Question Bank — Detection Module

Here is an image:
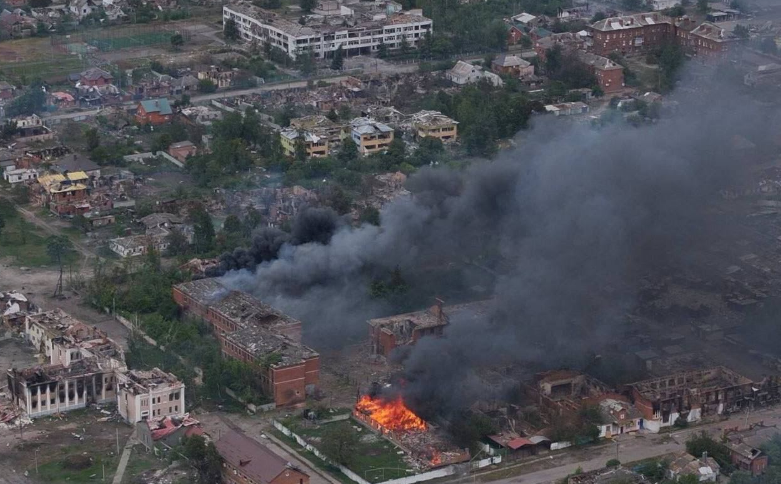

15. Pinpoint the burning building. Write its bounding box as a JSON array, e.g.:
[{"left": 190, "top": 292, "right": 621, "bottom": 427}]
[
  {"left": 526, "top": 370, "right": 612, "bottom": 418},
  {"left": 353, "top": 393, "right": 470, "bottom": 469}
]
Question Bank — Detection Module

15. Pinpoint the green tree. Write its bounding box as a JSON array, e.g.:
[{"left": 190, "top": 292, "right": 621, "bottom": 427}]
[
  {"left": 300, "top": 0, "right": 316, "bottom": 12},
  {"left": 337, "top": 137, "right": 359, "bottom": 163},
  {"left": 0, "top": 120, "right": 17, "bottom": 141},
  {"left": 378, "top": 40, "right": 388, "bottom": 58},
  {"left": 223, "top": 214, "right": 242, "bottom": 234},
  {"left": 190, "top": 207, "right": 215, "bottom": 254},
  {"left": 331, "top": 45, "right": 344, "bottom": 70},
  {"left": 733, "top": 24, "right": 749, "bottom": 39},
  {"left": 170, "top": 33, "right": 184, "bottom": 50},
  {"left": 686, "top": 432, "right": 731, "bottom": 468},
  {"left": 591, "top": 11, "right": 606, "bottom": 22},
  {"left": 321, "top": 424, "right": 359, "bottom": 466},
  {"left": 6, "top": 82, "right": 46, "bottom": 117},
  {"left": 761, "top": 37, "right": 778, "bottom": 54},
  {"left": 181, "top": 435, "right": 222, "bottom": 484},
  {"left": 297, "top": 51, "right": 316, "bottom": 76},
  {"left": 606, "top": 459, "right": 621, "bottom": 468},
  {"left": 679, "top": 475, "right": 699, "bottom": 484},
  {"left": 697, "top": 0, "right": 708, "bottom": 13},
  {"left": 165, "top": 226, "right": 190, "bottom": 257},
  {"left": 85, "top": 127, "right": 100, "bottom": 151},
  {"left": 198, "top": 79, "right": 217, "bottom": 93},
  {"left": 0, "top": 213, "right": 5, "bottom": 239},
  {"left": 359, "top": 206, "right": 380, "bottom": 226},
  {"left": 224, "top": 18, "right": 240, "bottom": 41},
  {"left": 400, "top": 36, "right": 410, "bottom": 55},
  {"left": 729, "top": 471, "right": 754, "bottom": 484}
]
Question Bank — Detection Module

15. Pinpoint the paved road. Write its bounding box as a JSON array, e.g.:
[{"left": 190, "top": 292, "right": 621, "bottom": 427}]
[{"left": 456, "top": 406, "right": 781, "bottom": 484}]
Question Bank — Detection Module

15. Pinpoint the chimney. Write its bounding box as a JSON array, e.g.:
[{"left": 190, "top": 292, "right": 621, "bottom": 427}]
[{"left": 701, "top": 451, "right": 708, "bottom": 465}]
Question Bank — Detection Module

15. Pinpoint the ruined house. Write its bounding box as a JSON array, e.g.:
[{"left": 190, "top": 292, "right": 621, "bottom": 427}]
[{"left": 526, "top": 369, "right": 611, "bottom": 418}]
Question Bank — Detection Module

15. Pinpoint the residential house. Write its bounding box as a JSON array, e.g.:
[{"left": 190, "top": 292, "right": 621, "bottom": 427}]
[
  {"left": 168, "top": 141, "right": 197, "bottom": 163},
  {"left": 197, "top": 65, "right": 236, "bottom": 89},
  {"left": 181, "top": 105, "right": 222, "bottom": 125},
  {"left": 410, "top": 110, "right": 458, "bottom": 143},
  {"left": 594, "top": 396, "right": 643, "bottom": 438},
  {"left": 534, "top": 32, "right": 585, "bottom": 61},
  {"left": 215, "top": 429, "right": 310, "bottom": 484},
  {"left": 511, "top": 12, "right": 539, "bottom": 27},
  {"left": 117, "top": 368, "right": 185, "bottom": 423},
  {"left": 667, "top": 452, "right": 720, "bottom": 482},
  {"left": 544, "top": 102, "right": 590, "bottom": 116},
  {"left": 0, "top": 81, "right": 15, "bottom": 100},
  {"left": 137, "top": 414, "right": 203, "bottom": 451},
  {"left": 136, "top": 98, "right": 174, "bottom": 125},
  {"left": 447, "top": 61, "right": 503, "bottom": 86},
  {"left": 506, "top": 23, "right": 525, "bottom": 46},
  {"left": 687, "top": 21, "right": 743, "bottom": 57},
  {"left": 78, "top": 67, "right": 114, "bottom": 88},
  {"left": 52, "top": 153, "right": 101, "bottom": 178},
  {"left": 109, "top": 234, "right": 171, "bottom": 258},
  {"left": 35, "top": 171, "right": 90, "bottom": 216},
  {"left": 280, "top": 129, "right": 329, "bottom": 158},
  {"left": 139, "top": 212, "right": 183, "bottom": 230},
  {"left": 491, "top": 54, "right": 535, "bottom": 78},
  {"left": 2, "top": 167, "right": 38, "bottom": 184},
  {"left": 0, "top": 13, "right": 33, "bottom": 39},
  {"left": 350, "top": 118, "right": 394, "bottom": 156},
  {"left": 69, "top": 0, "right": 98, "bottom": 19},
  {"left": 726, "top": 443, "right": 769, "bottom": 476},
  {"left": 289, "top": 115, "right": 347, "bottom": 149},
  {"left": 577, "top": 51, "right": 625, "bottom": 94}
]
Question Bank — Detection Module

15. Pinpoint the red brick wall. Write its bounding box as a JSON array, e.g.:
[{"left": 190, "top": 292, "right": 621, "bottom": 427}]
[
  {"left": 136, "top": 107, "right": 171, "bottom": 125},
  {"left": 81, "top": 77, "right": 111, "bottom": 87},
  {"left": 596, "top": 67, "right": 624, "bottom": 93},
  {"left": 304, "top": 357, "right": 319, "bottom": 387},
  {"left": 592, "top": 24, "right": 673, "bottom": 56},
  {"left": 631, "top": 387, "right": 655, "bottom": 420},
  {"left": 271, "top": 364, "right": 307, "bottom": 407},
  {"left": 507, "top": 27, "right": 523, "bottom": 45},
  {"left": 270, "top": 468, "right": 310, "bottom": 484}
]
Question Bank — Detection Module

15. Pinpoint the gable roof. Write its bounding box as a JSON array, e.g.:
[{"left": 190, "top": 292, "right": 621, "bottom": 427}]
[
  {"left": 493, "top": 54, "right": 531, "bottom": 68},
  {"left": 215, "top": 429, "right": 301, "bottom": 484},
  {"left": 139, "top": 98, "right": 173, "bottom": 116},
  {"left": 80, "top": 67, "right": 113, "bottom": 82}
]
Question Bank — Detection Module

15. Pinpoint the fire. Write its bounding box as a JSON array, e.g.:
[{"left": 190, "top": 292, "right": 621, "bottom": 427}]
[{"left": 355, "top": 395, "right": 427, "bottom": 432}]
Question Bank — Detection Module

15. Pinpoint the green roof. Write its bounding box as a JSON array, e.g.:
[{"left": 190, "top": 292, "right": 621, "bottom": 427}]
[{"left": 139, "top": 98, "right": 172, "bottom": 116}]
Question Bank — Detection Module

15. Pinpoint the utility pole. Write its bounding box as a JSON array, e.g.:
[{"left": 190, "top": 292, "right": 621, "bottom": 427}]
[
  {"left": 615, "top": 440, "right": 620, "bottom": 462},
  {"left": 35, "top": 449, "right": 39, "bottom": 475},
  {"left": 116, "top": 428, "right": 120, "bottom": 454}
]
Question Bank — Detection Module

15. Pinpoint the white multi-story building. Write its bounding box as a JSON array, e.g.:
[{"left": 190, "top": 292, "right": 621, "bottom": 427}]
[{"left": 223, "top": 1, "right": 432, "bottom": 60}]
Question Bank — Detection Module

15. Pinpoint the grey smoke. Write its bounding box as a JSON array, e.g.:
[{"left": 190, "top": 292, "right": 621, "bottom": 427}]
[{"left": 221, "top": 65, "right": 779, "bottom": 415}]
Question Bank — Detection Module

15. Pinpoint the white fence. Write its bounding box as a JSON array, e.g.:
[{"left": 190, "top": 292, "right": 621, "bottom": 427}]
[{"left": 272, "top": 420, "right": 464, "bottom": 484}]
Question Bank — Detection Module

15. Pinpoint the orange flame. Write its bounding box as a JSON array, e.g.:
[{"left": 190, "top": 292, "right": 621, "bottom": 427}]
[{"left": 356, "top": 395, "right": 427, "bottom": 432}]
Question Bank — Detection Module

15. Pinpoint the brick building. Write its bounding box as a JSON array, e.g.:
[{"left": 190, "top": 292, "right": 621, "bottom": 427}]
[
  {"left": 577, "top": 51, "right": 625, "bottom": 93},
  {"left": 34, "top": 171, "right": 90, "bottom": 216},
  {"left": 368, "top": 299, "right": 449, "bottom": 358},
  {"left": 136, "top": 98, "right": 174, "bottom": 125},
  {"left": 117, "top": 368, "right": 186, "bottom": 423},
  {"left": 687, "top": 21, "right": 742, "bottom": 57},
  {"left": 172, "top": 279, "right": 317, "bottom": 407},
  {"left": 78, "top": 67, "right": 114, "bottom": 87},
  {"left": 727, "top": 443, "right": 768, "bottom": 476},
  {"left": 590, "top": 12, "right": 674, "bottom": 56},
  {"left": 215, "top": 428, "right": 310, "bottom": 484},
  {"left": 627, "top": 367, "right": 766, "bottom": 433}
]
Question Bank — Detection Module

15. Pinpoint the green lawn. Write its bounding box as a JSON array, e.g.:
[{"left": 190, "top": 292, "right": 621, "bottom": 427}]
[
  {"left": 121, "top": 445, "right": 165, "bottom": 483},
  {"left": 284, "top": 420, "right": 413, "bottom": 481},
  {"left": 33, "top": 450, "right": 118, "bottom": 483},
  {"left": 0, "top": 204, "right": 80, "bottom": 267}
]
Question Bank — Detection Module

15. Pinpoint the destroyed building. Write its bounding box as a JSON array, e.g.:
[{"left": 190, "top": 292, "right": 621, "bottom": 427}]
[
  {"left": 521, "top": 369, "right": 613, "bottom": 423},
  {"left": 136, "top": 414, "right": 203, "bottom": 451},
  {"left": 368, "top": 299, "right": 449, "bottom": 358},
  {"left": 6, "top": 360, "right": 120, "bottom": 418},
  {"left": 1, "top": 290, "right": 35, "bottom": 330},
  {"left": 627, "top": 367, "right": 775, "bottom": 432},
  {"left": 173, "top": 279, "right": 319, "bottom": 406},
  {"left": 116, "top": 368, "right": 186, "bottom": 424}
]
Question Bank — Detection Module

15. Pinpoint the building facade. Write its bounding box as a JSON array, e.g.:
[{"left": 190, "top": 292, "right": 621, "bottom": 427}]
[
  {"left": 223, "top": 2, "right": 432, "bottom": 61},
  {"left": 590, "top": 12, "right": 674, "bottom": 56},
  {"left": 350, "top": 117, "right": 394, "bottom": 156},
  {"left": 117, "top": 369, "right": 186, "bottom": 424}
]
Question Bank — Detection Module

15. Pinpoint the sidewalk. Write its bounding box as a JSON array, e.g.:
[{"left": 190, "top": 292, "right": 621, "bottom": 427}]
[{"left": 111, "top": 429, "right": 137, "bottom": 484}]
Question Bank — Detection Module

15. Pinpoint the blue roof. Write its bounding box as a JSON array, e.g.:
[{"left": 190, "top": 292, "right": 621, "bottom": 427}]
[{"left": 139, "top": 98, "right": 172, "bottom": 115}]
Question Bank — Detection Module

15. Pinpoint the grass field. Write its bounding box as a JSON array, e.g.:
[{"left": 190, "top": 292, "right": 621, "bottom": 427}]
[
  {"left": 283, "top": 419, "right": 413, "bottom": 482},
  {"left": 0, "top": 201, "right": 79, "bottom": 267},
  {"left": 89, "top": 32, "right": 175, "bottom": 52}
]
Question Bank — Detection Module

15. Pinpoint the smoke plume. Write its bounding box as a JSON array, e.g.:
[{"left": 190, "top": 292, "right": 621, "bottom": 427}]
[{"left": 221, "top": 67, "right": 779, "bottom": 415}]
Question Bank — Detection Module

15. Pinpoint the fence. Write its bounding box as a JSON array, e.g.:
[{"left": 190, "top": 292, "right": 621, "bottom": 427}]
[{"left": 272, "top": 420, "right": 462, "bottom": 484}]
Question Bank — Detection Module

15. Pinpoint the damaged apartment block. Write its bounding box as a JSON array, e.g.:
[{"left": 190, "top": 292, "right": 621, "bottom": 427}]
[
  {"left": 173, "top": 279, "right": 319, "bottom": 407},
  {"left": 627, "top": 367, "right": 781, "bottom": 432}
]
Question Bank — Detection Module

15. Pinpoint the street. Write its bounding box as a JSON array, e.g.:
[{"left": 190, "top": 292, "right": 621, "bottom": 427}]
[{"left": 462, "top": 406, "right": 781, "bottom": 484}]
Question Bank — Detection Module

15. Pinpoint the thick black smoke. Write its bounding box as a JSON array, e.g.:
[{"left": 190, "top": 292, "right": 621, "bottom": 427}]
[
  {"left": 213, "top": 207, "right": 340, "bottom": 274},
  {"left": 222, "top": 66, "right": 780, "bottom": 415}
]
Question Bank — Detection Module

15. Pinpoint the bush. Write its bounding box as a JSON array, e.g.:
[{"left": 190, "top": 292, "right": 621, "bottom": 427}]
[{"left": 606, "top": 459, "right": 621, "bottom": 468}]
